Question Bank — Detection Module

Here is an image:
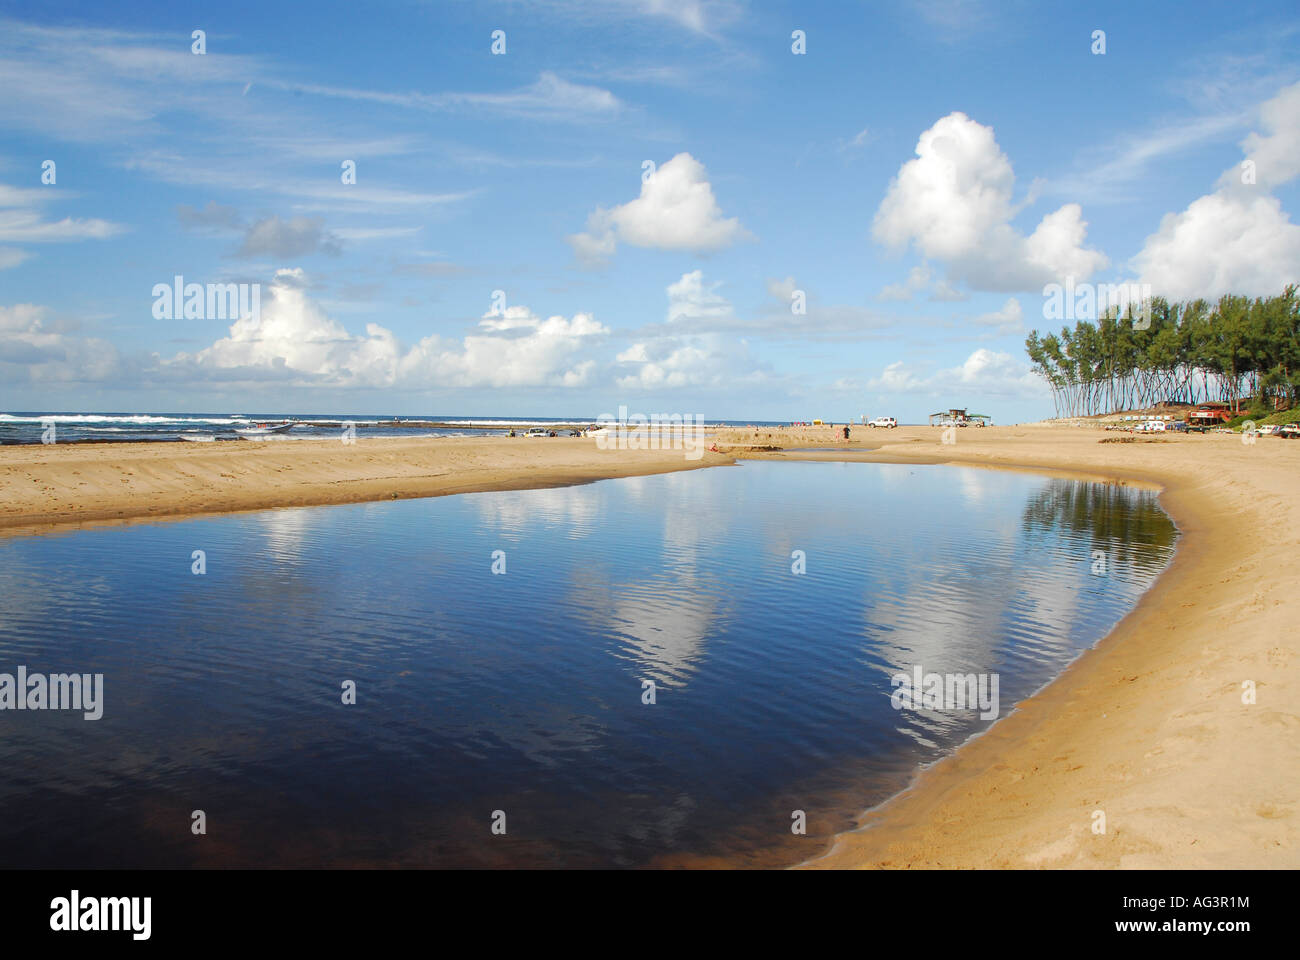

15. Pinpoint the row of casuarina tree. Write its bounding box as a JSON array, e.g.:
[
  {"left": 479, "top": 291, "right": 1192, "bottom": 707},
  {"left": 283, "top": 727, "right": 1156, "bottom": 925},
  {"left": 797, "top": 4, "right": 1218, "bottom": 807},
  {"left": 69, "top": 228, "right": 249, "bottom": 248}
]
[{"left": 1024, "top": 286, "right": 1300, "bottom": 418}]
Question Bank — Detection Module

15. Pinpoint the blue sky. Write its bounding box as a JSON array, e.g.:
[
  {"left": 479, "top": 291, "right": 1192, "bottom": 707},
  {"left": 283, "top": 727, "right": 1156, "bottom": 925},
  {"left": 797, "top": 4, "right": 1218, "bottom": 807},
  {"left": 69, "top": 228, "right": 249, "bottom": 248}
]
[{"left": 1, "top": 0, "right": 1298, "bottom": 422}]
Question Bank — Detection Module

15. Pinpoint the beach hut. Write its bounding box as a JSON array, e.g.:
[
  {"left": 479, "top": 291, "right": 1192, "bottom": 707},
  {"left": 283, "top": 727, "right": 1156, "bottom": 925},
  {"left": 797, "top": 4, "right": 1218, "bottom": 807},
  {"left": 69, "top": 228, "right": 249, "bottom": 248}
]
[
  {"left": 928, "top": 408, "right": 991, "bottom": 426},
  {"left": 1189, "top": 403, "right": 1233, "bottom": 428}
]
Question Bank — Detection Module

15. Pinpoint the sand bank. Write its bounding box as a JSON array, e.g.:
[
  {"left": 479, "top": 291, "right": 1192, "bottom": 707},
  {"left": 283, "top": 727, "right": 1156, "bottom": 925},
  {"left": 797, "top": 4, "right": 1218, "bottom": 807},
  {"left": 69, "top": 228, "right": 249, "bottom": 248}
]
[
  {"left": 0, "top": 434, "right": 726, "bottom": 535},
  {"left": 717, "top": 426, "right": 1296, "bottom": 868}
]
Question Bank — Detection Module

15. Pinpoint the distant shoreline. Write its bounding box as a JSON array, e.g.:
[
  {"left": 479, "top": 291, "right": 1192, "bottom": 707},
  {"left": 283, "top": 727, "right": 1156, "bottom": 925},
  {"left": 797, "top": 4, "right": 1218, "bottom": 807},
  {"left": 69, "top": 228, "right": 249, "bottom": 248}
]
[{"left": 0, "top": 414, "right": 778, "bottom": 447}]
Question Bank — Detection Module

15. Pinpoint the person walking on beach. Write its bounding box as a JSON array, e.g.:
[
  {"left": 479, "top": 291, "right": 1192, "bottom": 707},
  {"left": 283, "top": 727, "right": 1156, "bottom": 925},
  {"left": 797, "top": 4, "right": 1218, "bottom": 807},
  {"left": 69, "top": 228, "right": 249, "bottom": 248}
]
[{"left": 843, "top": 425, "right": 850, "bottom": 440}]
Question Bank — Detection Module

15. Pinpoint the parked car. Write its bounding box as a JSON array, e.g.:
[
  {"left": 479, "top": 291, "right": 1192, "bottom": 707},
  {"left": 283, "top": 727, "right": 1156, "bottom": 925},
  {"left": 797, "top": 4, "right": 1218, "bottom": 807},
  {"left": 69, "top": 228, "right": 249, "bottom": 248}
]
[
  {"left": 1278, "top": 423, "right": 1300, "bottom": 439},
  {"left": 1134, "top": 419, "right": 1166, "bottom": 432},
  {"left": 868, "top": 416, "right": 897, "bottom": 428},
  {"left": 524, "top": 428, "right": 549, "bottom": 438}
]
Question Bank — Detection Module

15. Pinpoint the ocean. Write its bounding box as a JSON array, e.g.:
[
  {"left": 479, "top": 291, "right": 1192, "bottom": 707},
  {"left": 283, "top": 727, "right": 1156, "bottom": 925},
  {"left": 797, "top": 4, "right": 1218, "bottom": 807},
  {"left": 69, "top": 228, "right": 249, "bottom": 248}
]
[{"left": 0, "top": 412, "right": 791, "bottom": 445}]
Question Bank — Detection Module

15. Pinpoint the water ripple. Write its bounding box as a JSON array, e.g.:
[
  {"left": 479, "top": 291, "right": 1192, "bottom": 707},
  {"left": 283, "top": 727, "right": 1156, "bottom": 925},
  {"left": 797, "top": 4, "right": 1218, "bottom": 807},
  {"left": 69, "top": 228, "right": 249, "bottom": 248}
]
[{"left": 0, "top": 462, "right": 1175, "bottom": 867}]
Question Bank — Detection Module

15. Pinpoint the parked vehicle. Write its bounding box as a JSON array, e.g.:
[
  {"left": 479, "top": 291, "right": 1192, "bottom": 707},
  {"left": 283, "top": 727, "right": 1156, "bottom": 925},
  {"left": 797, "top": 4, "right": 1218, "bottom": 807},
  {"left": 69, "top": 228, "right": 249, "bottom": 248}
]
[
  {"left": 1134, "top": 419, "right": 1166, "bottom": 432},
  {"left": 868, "top": 416, "right": 897, "bottom": 428},
  {"left": 524, "top": 428, "right": 549, "bottom": 438},
  {"left": 1279, "top": 424, "right": 1300, "bottom": 440}
]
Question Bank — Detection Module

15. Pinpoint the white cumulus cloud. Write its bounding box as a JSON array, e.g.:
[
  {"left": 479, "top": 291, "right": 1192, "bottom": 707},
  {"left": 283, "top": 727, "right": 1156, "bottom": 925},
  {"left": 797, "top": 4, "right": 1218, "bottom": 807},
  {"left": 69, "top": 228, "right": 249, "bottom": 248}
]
[
  {"left": 868, "top": 348, "right": 1045, "bottom": 398},
  {"left": 970, "top": 297, "right": 1024, "bottom": 336},
  {"left": 0, "top": 303, "right": 124, "bottom": 381},
  {"left": 666, "top": 269, "right": 733, "bottom": 324},
  {"left": 615, "top": 271, "right": 770, "bottom": 388},
  {"left": 569, "top": 153, "right": 749, "bottom": 265},
  {"left": 1134, "top": 82, "right": 1300, "bottom": 300},
  {"left": 164, "top": 269, "right": 608, "bottom": 389},
  {"left": 873, "top": 112, "right": 1108, "bottom": 293}
]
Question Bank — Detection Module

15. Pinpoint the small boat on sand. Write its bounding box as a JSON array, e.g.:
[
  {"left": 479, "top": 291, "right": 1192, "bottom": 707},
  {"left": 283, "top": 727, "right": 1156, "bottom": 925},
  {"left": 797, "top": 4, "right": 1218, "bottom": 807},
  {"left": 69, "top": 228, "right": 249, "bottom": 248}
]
[{"left": 234, "top": 421, "right": 296, "bottom": 438}]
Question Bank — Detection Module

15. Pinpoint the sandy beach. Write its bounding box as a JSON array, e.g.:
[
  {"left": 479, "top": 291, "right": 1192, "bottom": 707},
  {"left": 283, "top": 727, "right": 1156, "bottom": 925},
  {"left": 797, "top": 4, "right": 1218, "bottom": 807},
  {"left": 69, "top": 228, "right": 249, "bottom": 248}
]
[
  {"left": 0, "top": 434, "right": 728, "bottom": 535},
  {"left": 2, "top": 426, "right": 1296, "bottom": 868}
]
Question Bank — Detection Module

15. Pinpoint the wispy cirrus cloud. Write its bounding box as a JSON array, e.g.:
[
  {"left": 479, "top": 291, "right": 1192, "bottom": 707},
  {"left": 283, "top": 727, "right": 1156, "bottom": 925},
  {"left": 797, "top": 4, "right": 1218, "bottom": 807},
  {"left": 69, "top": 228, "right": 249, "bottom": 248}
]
[
  {"left": 0, "top": 19, "right": 259, "bottom": 143},
  {"left": 0, "top": 182, "right": 124, "bottom": 246},
  {"left": 267, "top": 71, "right": 622, "bottom": 122},
  {"left": 905, "top": 0, "right": 997, "bottom": 34},
  {"left": 130, "top": 153, "right": 478, "bottom": 215},
  {"left": 0, "top": 19, "right": 620, "bottom": 143},
  {"left": 499, "top": 0, "right": 745, "bottom": 40},
  {"left": 1047, "top": 111, "right": 1248, "bottom": 204},
  {"left": 0, "top": 247, "right": 32, "bottom": 270},
  {"left": 0, "top": 17, "right": 573, "bottom": 236}
]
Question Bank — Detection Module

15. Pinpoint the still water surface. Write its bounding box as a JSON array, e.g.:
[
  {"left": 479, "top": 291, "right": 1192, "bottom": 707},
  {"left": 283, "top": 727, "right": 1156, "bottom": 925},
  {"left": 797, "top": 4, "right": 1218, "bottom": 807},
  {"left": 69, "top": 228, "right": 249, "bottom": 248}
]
[{"left": 0, "top": 461, "right": 1176, "bottom": 867}]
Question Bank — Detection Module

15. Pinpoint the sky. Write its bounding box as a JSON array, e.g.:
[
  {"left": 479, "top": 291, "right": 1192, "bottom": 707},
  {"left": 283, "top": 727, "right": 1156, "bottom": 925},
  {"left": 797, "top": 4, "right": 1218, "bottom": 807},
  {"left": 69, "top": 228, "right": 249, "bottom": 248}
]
[{"left": 1, "top": 0, "right": 1298, "bottom": 423}]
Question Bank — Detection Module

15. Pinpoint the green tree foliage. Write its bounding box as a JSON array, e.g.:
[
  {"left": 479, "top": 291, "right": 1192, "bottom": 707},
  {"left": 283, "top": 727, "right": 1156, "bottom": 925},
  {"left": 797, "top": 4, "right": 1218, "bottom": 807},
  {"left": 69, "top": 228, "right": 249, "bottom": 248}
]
[{"left": 1024, "top": 286, "right": 1299, "bottom": 417}]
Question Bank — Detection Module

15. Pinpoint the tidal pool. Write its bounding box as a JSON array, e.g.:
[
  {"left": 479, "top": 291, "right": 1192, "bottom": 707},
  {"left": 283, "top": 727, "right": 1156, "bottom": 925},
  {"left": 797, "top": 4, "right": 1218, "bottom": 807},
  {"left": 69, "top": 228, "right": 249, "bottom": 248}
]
[{"left": 0, "top": 461, "right": 1177, "bottom": 867}]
